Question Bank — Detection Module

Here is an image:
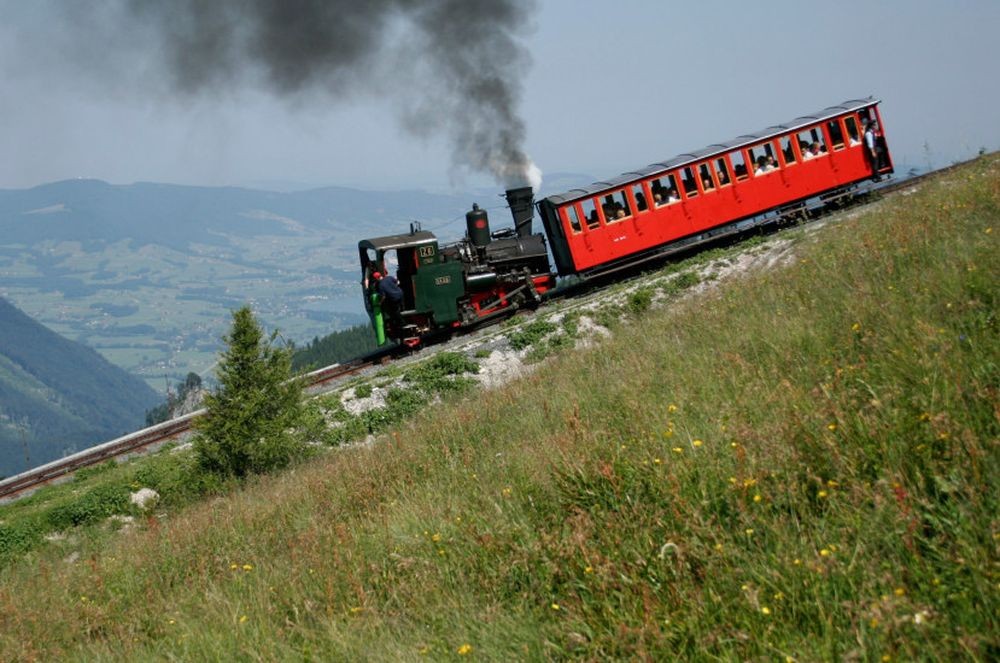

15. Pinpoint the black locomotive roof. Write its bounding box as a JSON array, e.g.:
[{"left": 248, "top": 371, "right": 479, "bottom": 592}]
[
  {"left": 545, "top": 97, "right": 880, "bottom": 205},
  {"left": 359, "top": 230, "right": 437, "bottom": 251}
]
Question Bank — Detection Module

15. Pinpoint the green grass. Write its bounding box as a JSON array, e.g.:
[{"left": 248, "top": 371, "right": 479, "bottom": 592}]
[{"left": 0, "top": 157, "right": 997, "bottom": 660}]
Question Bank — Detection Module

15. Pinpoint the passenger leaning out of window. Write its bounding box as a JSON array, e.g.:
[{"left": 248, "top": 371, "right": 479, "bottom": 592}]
[{"left": 864, "top": 120, "right": 882, "bottom": 180}]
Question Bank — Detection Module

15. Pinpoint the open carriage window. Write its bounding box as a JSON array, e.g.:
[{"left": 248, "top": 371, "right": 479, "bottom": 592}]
[
  {"left": 698, "top": 163, "right": 716, "bottom": 192},
  {"left": 565, "top": 205, "right": 582, "bottom": 234},
  {"left": 631, "top": 183, "right": 648, "bottom": 212},
  {"left": 714, "top": 156, "right": 731, "bottom": 186},
  {"left": 729, "top": 149, "right": 749, "bottom": 181},
  {"left": 650, "top": 174, "right": 680, "bottom": 206},
  {"left": 798, "top": 126, "right": 827, "bottom": 160},
  {"left": 680, "top": 166, "right": 698, "bottom": 197},
  {"left": 602, "top": 190, "right": 632, "bottom": 223},
  {"left": 780, "top": 136, "right": 797, "bottom": 165},
  {"left": 581, "top": 198, "right": 600, "bottom": 229},
  {"left": 748, "top": 141, "right": 779, "bottom": 175},
  {"left": 845, "top": 115, "right": 861, "bottom": 146},
  {"left": 827, "top": 119, "right": 845, "bottom": 150}
]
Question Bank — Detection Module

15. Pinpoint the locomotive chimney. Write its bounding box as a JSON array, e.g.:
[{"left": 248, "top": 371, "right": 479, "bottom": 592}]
[
  {"left": 466, "top": 203, "right": 491, "bottom": 253},
  {"left": 505, "top": 186, "right": 534, "bottom": 238}
]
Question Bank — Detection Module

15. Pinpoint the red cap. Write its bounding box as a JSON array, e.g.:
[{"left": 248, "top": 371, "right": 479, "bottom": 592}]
[{"left": 372, "top": 271, "right": 382, "bottom": 279}]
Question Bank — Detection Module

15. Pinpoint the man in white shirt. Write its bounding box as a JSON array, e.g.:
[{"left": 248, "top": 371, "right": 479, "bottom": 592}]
[{"left": 864, "top": 120, "right": 881, "bottom": 180}]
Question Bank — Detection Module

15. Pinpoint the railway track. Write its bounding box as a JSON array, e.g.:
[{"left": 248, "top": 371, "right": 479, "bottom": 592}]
[
  {"left": 0, "top": 350, "right": 396, "bottom": 502},
  {"left": 0, "top": 165, "right": 958, "bottom": 504}
]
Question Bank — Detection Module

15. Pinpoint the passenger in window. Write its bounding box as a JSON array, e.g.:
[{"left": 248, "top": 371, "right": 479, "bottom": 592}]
[
  {"left": 667, "top": 187, "right": 680, "bottom": 203},
  {"left": 702, "top": 177, "right": 714, "bottom": 190},
  {"left": 717, "top": 169, "right": 730, "bottom": 185},
  {"left": 803, "top": 142, "right": 821, "bottom": 160},
  {"left": 754, "top": 155, "right": 777, "bottom": 175},
  {"left": 635, "top": 192, "right": 647, "bottom": 211}
]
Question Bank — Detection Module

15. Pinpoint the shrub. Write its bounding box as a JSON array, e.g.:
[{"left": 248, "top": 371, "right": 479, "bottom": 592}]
[{"left": 193, "top": 307, "right": 308, "bottom": 478}]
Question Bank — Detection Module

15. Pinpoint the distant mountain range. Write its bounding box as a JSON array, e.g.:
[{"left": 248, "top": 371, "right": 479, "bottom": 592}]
[{"left": 0, "top": 296, "right": 160, "bottom": 478}]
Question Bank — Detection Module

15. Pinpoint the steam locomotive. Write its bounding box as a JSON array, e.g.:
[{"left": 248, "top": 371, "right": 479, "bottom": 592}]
[
  {"left": 359, "top": 97, "right": 894, "bottom": 347},
  {"left": 359, "top": 186, "right": 556, "bottom": 346}
]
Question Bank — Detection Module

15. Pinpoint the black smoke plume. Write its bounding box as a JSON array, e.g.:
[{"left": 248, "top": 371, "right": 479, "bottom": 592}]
[{"left": 109, "top": 0, "right": 540, "bottom": 188}]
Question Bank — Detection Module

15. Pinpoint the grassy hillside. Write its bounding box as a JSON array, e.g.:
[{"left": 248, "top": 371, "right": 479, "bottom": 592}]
[{"left": 0, "top": 157, "right": 996, "bottom": 660}]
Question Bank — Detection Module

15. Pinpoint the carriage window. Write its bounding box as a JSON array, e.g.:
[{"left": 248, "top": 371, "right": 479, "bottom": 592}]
[
  {"left": 602, "top": 190, "right": 631, "bottom": 222},
  {"left": 680, "top": 166, "right": 698, "bottom": 196},
  {"left": 845, "top": 116, "right": 861, "bottom": 146},
  {"left": 565, "top": 205, "right": 582, "bottom": 233},
  {"left": 827, "top": 120, "right": 845, "bottom": 150},
  {"left": 631, "top": 183, "right": 648, "bottom": 212},
  {"left": 650, "top": 174, "right": 680, "bottom": 206},
  {"left": 729, "top": 150, "right": 749, "bottom": 181},
  {"left": 714, "top": 157, "right": 731, "bottom": 186},
  {"left": 779, "top": 136, "right": 797, "bottom": 166},
  {"left": 581, "top": 198, "right": 600, "bottom": 229},
  {"left": 698, "top": 163, "right": 715, "bottom": 192},
  {"left": 798, "top": 127, "right": 827, "bottom": 160},
  {"left": 748, "top": 141, "right": 779, "bottom": 175}
]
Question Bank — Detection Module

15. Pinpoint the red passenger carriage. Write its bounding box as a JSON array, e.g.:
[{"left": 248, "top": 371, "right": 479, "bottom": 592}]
[{"left": 538, "top": 98, "right": 892, "bottom": 276}]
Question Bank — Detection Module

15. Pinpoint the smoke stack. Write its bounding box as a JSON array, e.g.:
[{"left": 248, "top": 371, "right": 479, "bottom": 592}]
[
  {"left": 466, "top": 203, "right": 491, "bottom": 251},
  {"left": 505, "top": 186, "right": 534, "bottom": 238}
]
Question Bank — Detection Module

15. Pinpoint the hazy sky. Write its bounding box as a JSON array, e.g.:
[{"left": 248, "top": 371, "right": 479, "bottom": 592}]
[{"left": 1, "top": 0, "right": 997, "bottom": 192}]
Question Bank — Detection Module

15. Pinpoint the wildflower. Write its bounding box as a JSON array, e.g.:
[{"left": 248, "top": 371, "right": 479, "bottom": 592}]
[
  {"left": 743, "top": 478, "right": 757, "bottom": 488},
  {"left": 817, "top": 490, "right": 828, "bottom": 498},
  {"left": 457, "top": 644, "right": 473, "bottom": 655},
  {"left": 501, "top": 487, "right": 512, "bottom": 497},
  {"left": 239, "top": 615, "right": 248, "bottom": 624},
  {"left": 455, "top": 516, "right": 462, "bottom": 523},
  {"left": 793, "top": 558, "right": 802, "bottom": 566},
  {"left": 851, "top": 322, "right": 861, "bottom": 332},
  {"left": 820, "top": 549, "right": 831, "bottom": 557},
  {"left": 668, "top": 404, "right": 678, "bottom": 413},
  {"left": 773, "top": 592, "right": 784, "bottom": 601},
  {"left": 826, "top": 480, "right": 839, "bottom": 488},
  {"left": 168, "top": 618, "right": 176, "bottom": 625},
  {"left": 894, "top": 587, "right": 906, "bottom": 596},
  {"left": 745, "top": 528, "right": 755, "bottom": 536},
  {"left": 242, "top": 564, "right": 253, "bottom": 571},
  {"left": 349, "top": 607, "right": 363, "bottom": 614},
  {"left": 663, "top": 429, "right": 674, "bottom": 438},
  {"left": 870, "top": 617, "right": 879, "bottom": 628},
  {"left": 584, "top": 566, "right": 593, "bottom": 574},
  {"left": 672, "top": 447, "right": 683, "bottom": 453},
  {"left": 551, "top": 603, "right": 561, "bottom": 611},
  {"left": 80, "top": 596, "right": 88, "bottom": 603},
  {"left": 728, "top": 476, "right": 737, "bottom": 484},
  {"left": 881, "top": 656, "right": 891, "bottom": 662},
  {"left": 692, "top": 439, "right": 703, "bottom": 447},
  {"left": 431, "top": 533, "right": 442, "bottom": 542},
  {"left": 714, "top": 543, "right": 723, "bottom": 552},
  {"left": 827, "top": 423, "right": 837, "bottom": 431},
  {"left": 418, "top": 645, "right": 431, "bottom": 655},
  {"left": 753, "top": 494, "right": 762, "bottom": 503},
  {"left": 761, "top": 606, "right": 771, "bottom": 615},
  {"left": 986, "top": 227, "right": 993, "bottom": 234},
  {"left": 653, "top": 458, "right": 662, "bottom": 465},
  {"left": 730, "top": 442, "right": 738, "bottom": 448},
  {"left": 230, "top": 563, "right": 238, "bottom": 570}
]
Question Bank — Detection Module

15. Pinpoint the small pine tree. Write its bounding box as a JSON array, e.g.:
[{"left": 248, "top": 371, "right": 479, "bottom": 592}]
[{"left": 193, "top": 306, "right": 307, "bottom": 477}]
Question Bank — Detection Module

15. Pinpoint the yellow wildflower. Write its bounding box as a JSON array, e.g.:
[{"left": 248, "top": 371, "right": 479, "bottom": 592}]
[
  {"left": 672, "top": 447, "right": 683, "bottom": 453},
  {"left": 745, "top": 528, "right": 755, "bottom": 536},
  {"left": 501, "top": 487, "right": 512, "bottom": 497},
  {"left": 894, "top": 587, "right": 906, "bottom": 596},
  {"left": 692, "top": 439, "right": 703, "bottom": 447},
  {"left": 753, "top": 494, "right": 762, "bottom": 503},
  {"left": 826, "top": 480, "right": 839, "bottom": 488},
  {"left": 653, "top": 458, "right": 662, "bottom": 465},
  {"left": 851, "top": 322, "right": 861, "bottom": 332},
  {"left": 761, "top": 606, "right": 771, "bottom": 615},
  {"left": 239, "top": 615, "right": 248, "bottom": 624},
  {"left": 827, "top": 423, "right": 837, "bottom": 431},
  {"left": 551, "top": 603, "right": 561, "bottom": 611},
  {"left": 584, "top": 566, "right": 593, "bottom": 574},
  {"left": 793, "top": 558, "right": 801, "bottom": 565},
  {"left": 431, "top": 533, "right": 442, "bottom": 542},
  {"left": 668, "top": 404, "right": 678, "bottom": 413},
  {"left": 457, "top": 644, "right": 473, "bottom": 655},
  {"left": 818, "top": 490, "right": 828, "bottom": 498},
  {"left": 230, "top": 563, "right": 238, "bottom": 570},
  {"left": 242, "top": 564, "right": 253, "bottom": 571},
  {"left": 820, "top": 549, "right": 831, "bottom": 557}
]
